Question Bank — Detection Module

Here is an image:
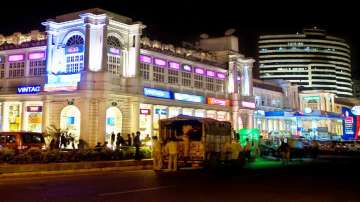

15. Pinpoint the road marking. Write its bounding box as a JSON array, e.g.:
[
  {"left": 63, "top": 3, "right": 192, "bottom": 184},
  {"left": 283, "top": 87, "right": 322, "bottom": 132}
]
[{"left": 98, "top": 185, "right": 176, "bottom": 197}]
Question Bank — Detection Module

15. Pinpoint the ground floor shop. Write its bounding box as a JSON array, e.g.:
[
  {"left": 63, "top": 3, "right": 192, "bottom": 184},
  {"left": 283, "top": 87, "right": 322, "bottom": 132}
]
[
  {"left": 0, "top": 90, "right": 254, "bottom": 147},
  {"left": 253, "top": 110, "right": 343, "bottom": 140}
]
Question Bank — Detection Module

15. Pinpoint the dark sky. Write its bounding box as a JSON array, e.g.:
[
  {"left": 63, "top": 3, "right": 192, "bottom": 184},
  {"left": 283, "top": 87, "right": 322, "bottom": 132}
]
[{"left": 1, "top": 0, "right": 359, "bottom": 78}]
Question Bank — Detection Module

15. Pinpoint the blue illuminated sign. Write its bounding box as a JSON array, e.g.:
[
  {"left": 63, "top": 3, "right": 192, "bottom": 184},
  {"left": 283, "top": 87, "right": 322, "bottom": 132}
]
[
  {"left": 265, "top": 111, "right": 285, "bottom": 117},
  {"left": 0, "top": 56, "right": 4, "bottom": 63},
  {"left": 155, "top": 108, "right": 168, "bottom": 115},
  {"left": 174, "top": 93, "right": 204, "bottom": 103},
  {"left": 342, "top": 107, "right": 356, "bottom": 140},
  {"left": 44, "top": 73, "right": 81, "bottom": 92},
  {"left": 144, "top": 88, "right": 172, "bottom": 99},
  {"left": 67, "top": 117, "right": 75, "bottom": 125},
  {"left": 17, "top": 85, "right": 41, "bottom": 94},
  {"left": 107, "top": 117, "right": 115, "bottom": 126}
]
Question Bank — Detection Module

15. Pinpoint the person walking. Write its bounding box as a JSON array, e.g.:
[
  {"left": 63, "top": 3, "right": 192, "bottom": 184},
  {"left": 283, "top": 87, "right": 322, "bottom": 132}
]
[
  {"left": 152, "top": 136, "right": 162, "bottom": 170},
  {"left": 166, "top": 138, "right": 178, "bottom": 171},
  {"left": 111, "top": 132, "right": 116, "bottom": 149},
  {"left": 134, "top": 131, "right": 141, "bottom": 160},
  {"left": 244, "top": 138, "right": 251, "bottom": 162},
  {"left": 279, "top": 139, "right": 290, "bottom": 165},
  {"left": 116, "top": 133, "right": 121, "bottom": 149},
  {"left": 127, "top": 134, "right": 132, "bottom": 146}
]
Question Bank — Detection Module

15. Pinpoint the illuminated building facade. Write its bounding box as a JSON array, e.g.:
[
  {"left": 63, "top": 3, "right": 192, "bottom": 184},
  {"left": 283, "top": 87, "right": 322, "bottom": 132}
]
[
  {"left": 258, "top": 27, "right": 352, "bottom": 97},
  {"left": 0, "top": 9, "right": 256, "bottom": 147}
]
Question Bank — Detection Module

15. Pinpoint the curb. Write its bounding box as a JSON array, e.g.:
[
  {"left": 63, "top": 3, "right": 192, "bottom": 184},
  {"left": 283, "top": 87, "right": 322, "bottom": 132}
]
[{"left": 0, "top": 164, "right": 153, "bottom": 178}]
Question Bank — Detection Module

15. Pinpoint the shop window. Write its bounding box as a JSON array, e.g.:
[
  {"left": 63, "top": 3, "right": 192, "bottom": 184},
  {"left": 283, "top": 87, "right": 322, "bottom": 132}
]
[
  {"left": 215, "top": 79, "right": 224, "bottom": 92},
  {"left": 153, "top": 66, "right": 165, "bottom": 82},
  {"left": 194, "top": 75, "right": 203, "bottom": 89},
  {"left": 168, "top": 69, "right": 179, "bottom": 84},
  {"left": 140, "top": 63, "right": 150, "bottom": 80},
  {"left": 29, "top": 60, "right": 46, "bottom": 76},
  {"left": 0, "top": 63, "right": 4, "bottom": 79},
  {"left": 60, "top": 105, "right": 81, "bottom": 149},
  {"left": 8, "top": 62, "right": 25, "bottom": 78},
  {"left": 107, "top": 36, "right": 122, "bottom": 76},
  {"left": 65, "top": 35, "right": 84, "bottom": 74},
  {"left": 105, "top": 107, "right": 123, "bottom": 148},
  {"left": 206, "top": 77, "right": 214, "bottom": 91},
  {"left": 181, "top": 72, "right": 192, "bottom": 87}
]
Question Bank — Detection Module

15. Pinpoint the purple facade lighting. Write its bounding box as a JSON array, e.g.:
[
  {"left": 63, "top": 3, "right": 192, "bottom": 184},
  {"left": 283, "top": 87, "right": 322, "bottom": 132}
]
[
  {"left": 154, "top": 58, "right": 167, "bottom": 67},
  {"left": 109, "top": 48, "right": 120, "bottom": 55},
  {"left": 206, "top": 70, "right": 215, "bottom": 77},
  {"left": 140, "top": 55, "right": 152, "bottom": 64},
  {"left": 195, "top": 67, "right": 204, "bottom": 75},
  {"left": 217, "top": 72, "right": 226, "bottom": 79},
  {"left": 28, "top": 52, "right": 46, "bottom": 60},
  {"left": 182, "top": 64, "right": 192, "bottom": 72},
  {"left": 8, "top": 54, "right": 25, "bottom": 62},
  {"left": 169, "top": 61, "right": 180, "bottom": 70}
]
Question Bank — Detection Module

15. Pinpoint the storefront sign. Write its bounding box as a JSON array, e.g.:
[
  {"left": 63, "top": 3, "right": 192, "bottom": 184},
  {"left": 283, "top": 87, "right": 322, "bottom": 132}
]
[
  {"left": 140, "top": 55, "right": 152, "bottom": 64},
  {"left": 8, "top": 54, "right": 25, "bottom": 62},
  {"left": 65, "top": 45, "right": 84, "bottom": 54},
  {"left": 207, "top": 97, "right": 230, "bottom": 106},
  {"left": 351, "top": 106, "right": 360, "bottom": 115},
  {"left": 303, "top": 96, "right": 320, "bottom": 101},
  {"left": 206, "top": 70, "right": 215, "bottom": 77},
  {"left": 174, "top": 93, "right": 204, "bottom": 103},
  {"left": 217, "top": 72, "right": 226, "bottom": 79},
  {"left": 17, "top": 85, "right": 41, "bottom": 94},
  {"left": 154, "top": 58, "right": 167, "bottom": 67},
  {"left": 44, "top": 73, "right": 81, "bottom": 92},
  {"left": 182, "top": 64, "right": 192, "bottom": 72},
  {"left": 155, "top": 108, "right": 168, "bottom": 115},
  {"left": 169, "top": 62, "right": 180, "bottom": 70},
  {"left": 28, "top": 52, "right": 46, "bottom": 60},
  {"left": 342, "top": 107, "right": 357, "bottom": 140},
  {"left": 140, "top": 109, "right": 151, "bottom": 115},
  {"left": 195, "top": 67, "right": 204, "bottom": 75},
  {"left": 144, "top": 88, "right": 172, "bottom": 99},
  {"left": 27, "top": 106, "right": 42, "bottom": 112},
  {"left": 265, "top": 111, "right": 284, "bottom": 117},
  {"left": 242, "top": 101, "right": 255, "bottom": 109},
  {"left": 108, "top": 47, "right": 120, "bottom": 55}
]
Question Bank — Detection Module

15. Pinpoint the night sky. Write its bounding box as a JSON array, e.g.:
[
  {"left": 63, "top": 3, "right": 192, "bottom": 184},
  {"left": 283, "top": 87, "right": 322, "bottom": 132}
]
[{"left": 0, "top": 0, "right": 358, "bottom": 78}]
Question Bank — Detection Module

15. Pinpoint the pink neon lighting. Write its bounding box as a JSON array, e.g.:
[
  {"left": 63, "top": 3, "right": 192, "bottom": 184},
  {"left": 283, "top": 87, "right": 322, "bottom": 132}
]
[
  {"left": 140, "top": 55, "right": 152, "bottom": 64},
  {"left": 206, "top": 70, "right": 215, "bottom": 77},
  {"left": 242, "top": 101, "right": 255, "bottom": 108},
  {"left": 195, "top": 68, "right": 204, "bottom": 75},
  {"left": 169, "top": 61, "right": 180, "bottom": 69},
  {"left": 29, "top": 52, "right": 45, "bottom": 60},
  {"left": 217, "top": 72, "right": 225, "bottom": 79},
  {"left": 154, "top": 58, "right": 167, "bottom": 67},
  {"left": 8, "top": 54, "right": 24, "bottom": 62}
]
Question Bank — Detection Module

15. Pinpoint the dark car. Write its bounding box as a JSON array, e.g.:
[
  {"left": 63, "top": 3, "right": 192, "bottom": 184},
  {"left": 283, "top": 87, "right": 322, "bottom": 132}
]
[{"left": 0, "top": 132, "right": 45, "bottom": 151}]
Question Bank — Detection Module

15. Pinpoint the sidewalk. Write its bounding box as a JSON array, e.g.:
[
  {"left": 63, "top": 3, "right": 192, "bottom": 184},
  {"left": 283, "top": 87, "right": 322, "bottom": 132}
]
[{"left": 0, "top": 159, "right": 153, "bottom": 178}]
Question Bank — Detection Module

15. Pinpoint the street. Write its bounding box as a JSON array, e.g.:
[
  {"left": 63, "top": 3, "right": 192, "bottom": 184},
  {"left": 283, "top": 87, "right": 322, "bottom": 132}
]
[{"left": 1, "top": 157, "right": 360, "bottom": 202}]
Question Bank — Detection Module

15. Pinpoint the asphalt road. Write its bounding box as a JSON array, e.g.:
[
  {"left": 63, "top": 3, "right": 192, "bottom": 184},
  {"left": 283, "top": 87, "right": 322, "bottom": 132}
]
[{"left": 1, "top": 158, "right": 360, "bottom": 202}]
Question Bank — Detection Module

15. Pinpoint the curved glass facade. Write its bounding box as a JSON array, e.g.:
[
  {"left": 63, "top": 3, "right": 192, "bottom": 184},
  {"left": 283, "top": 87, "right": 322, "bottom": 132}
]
[{"left": 258, "top": 28, "right": 352, "bottom": 97}]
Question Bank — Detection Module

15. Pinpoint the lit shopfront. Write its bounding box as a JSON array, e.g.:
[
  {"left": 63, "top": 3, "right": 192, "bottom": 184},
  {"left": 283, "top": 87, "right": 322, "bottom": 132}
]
[{"left": 24, "top": 102, "right": 43, "bottom": 132}]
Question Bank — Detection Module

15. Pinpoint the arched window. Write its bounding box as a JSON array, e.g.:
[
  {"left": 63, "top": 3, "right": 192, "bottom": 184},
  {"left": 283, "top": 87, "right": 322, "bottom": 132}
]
[
  {"left": 107, "top": 35, "right": 122, "bottom": 76},
  {"left": 60, "top": 105, "right": 81, "bottom": 149},
  {"left": 65, "top": 35, "right": 85, "bottom": 73}
]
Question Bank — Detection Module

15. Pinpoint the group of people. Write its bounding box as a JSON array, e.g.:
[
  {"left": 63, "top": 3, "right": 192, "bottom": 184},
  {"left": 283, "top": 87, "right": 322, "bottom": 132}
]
[
  {"left": 222, "top": 138, "right": 258, "bottom": 163},
  {"left": 107, "top": 132, "right": 142, "bottom": 150},
  {"left": 152, "top": 136, "right": 179, "bottom": 171}
]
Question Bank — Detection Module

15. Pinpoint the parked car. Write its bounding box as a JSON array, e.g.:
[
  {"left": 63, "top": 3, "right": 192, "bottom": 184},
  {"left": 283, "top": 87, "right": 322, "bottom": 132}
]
[{"left": 0, "top": 132, "right": 46, "bottom": 151}]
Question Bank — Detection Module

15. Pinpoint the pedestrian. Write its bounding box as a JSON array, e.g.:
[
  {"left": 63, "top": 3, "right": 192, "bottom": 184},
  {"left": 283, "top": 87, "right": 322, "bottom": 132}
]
[
  {"left": 152, "top": 136, "right": 162, "bottom": 170},
  {"left": 111, "top": 132, "right": 116, "bottom": 148},
  {"left": 116, "top": 133, "right": 121, "bottom": 149},
  {"left": 165, "top": 138, "right": 178, "bottom": 171},
  {"left": 95, "top": 142, "right": 102, "bottom": 152},
  {"left": 134, "top": 131, "right": 141, "bottom": 160},
  {"left": 311, "top": 140, "right": 319, "bottom": 159},
  {"left": 127, "top": 134, "right": 132, "bottom": 146},
  {"left": 279, "top": 139, "right": 290, "bottom": 165},
  {"left": 244, "top": 138, "right": 251, "bottom": 162},
  {"left": 60, "top": 133, "right": 67, "bottom": 149}
]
